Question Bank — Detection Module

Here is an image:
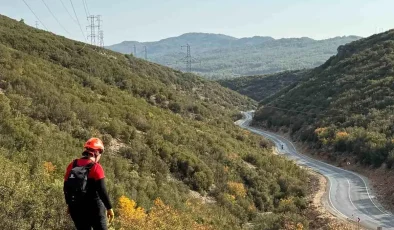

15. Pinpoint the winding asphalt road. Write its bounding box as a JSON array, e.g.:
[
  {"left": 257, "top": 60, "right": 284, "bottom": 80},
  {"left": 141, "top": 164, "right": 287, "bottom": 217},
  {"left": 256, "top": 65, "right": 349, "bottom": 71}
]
[{"left": 237, "top": 111, "right": 394, "bottom": 230}]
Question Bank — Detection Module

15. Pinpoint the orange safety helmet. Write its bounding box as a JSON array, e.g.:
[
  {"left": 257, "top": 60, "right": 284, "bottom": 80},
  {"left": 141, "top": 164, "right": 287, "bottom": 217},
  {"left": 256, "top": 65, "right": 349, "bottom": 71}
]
[{"left": 84, "top": 137, "right": 105, "bottom": 154}]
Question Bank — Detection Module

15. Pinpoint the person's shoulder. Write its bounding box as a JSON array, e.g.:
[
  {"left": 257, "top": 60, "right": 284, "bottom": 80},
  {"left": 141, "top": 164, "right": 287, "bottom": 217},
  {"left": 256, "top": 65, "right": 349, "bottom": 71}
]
[
  {"left": 91, "top": 162, "right": 105, "bottom": 180},
  {"left": 93, "top": 162, "right": 104, "bottom": 171},
  {"left": 66, "top": 160, "right": 75, "bottom": 168}
]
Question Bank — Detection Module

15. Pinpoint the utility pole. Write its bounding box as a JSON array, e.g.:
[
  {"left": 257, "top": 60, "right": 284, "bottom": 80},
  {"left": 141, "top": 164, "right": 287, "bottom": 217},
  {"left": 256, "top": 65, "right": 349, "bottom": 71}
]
[
  {"left": 96, "top": 15, "right": 104, "bottom": 48},
  {"left": 144, "top": 46, "right": 148, "bottom": 60},
  {"left": 133, "top": 45, "right": 137, "bottom": 57},
  {"left": 87, "top": 15, "right": 98, "bottom": 46}
]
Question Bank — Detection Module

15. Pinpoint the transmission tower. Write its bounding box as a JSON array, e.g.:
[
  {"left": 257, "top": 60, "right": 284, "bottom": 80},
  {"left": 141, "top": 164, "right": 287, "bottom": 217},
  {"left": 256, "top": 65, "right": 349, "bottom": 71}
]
[
  {"left": 96, "top": 15, "right": 104, "bottom": 48},
  {"left": 98, "top": 31, "right": 104, "bottom": 48},
  {"left": 35, "top": 21, "right": 39, "bottom": 29},
  {"left": 181, "top": 44, "right": 192, "bottom": 72},
  {"left": 134, "top": 45, "right": 137, "bottom": 56},
  {"left": 87, "top": 15, "right": 98, "bottom": 46},
  {"left": 144, "top": 46, "right": 148, "bottom": 60},
  {"left": 178, "top": 44, "right": 200, "bottom": 73}
]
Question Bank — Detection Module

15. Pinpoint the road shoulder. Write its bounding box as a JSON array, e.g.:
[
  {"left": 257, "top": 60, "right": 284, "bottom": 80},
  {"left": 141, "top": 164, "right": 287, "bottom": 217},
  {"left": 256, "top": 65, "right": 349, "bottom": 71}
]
[{"left": 306, "top": 170, "right": 362, "bottom": 230}]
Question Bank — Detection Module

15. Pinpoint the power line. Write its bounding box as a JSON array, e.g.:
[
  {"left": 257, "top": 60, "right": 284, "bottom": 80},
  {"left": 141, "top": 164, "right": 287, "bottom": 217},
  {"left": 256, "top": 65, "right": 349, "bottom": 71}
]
[
  {"left": 82, "top": 0, "right": 90, "bottom": 19},
  {"left": 40, "top": 0, "right": 71, "bottom": 35},
  {"left": 59, "top": 0, "right": 78, "bottom": 24},
  {"left": 69, "top": 0, "right": 87, "bottom": 42},
  {"left": 21, "top": 0, "right": 49, "bottom": 30},
  {"left": 84, "top": 0, "right": 91, "bottom": 16},
  {"left": 60, "top": 0, "right": 77, "bottom": 23}
]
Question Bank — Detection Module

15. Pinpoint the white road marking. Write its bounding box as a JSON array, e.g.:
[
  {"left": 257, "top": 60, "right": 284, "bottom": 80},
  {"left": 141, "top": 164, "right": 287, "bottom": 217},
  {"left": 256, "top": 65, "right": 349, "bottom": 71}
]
[
  {"left": 347, "top": 179, "right": 358, "bottom": 211},
  {"left": 237, "top": 111, "right": 393, "bottom": 226},
  {"left": 256, "top": 124, "right": 389, "bottom": 216}
]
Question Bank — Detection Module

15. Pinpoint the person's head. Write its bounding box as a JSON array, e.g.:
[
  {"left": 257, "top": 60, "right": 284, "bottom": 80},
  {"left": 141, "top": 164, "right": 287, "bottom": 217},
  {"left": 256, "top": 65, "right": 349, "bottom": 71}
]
[{"left": 83, "top": 137, "right": 104, "bottom": 162}]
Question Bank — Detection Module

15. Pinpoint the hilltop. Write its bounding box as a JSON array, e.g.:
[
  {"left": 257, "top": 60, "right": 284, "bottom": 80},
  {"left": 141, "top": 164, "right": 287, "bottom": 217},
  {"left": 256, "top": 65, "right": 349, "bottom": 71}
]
[
  {"left": 0, "top": 15, "right": 322, "bottom": 229},
  {"left": 218, "top": 70, "right": 307, "bottom": 101},
  {"left": 107, "top": 33, "right": 360, "bottom": 79}
]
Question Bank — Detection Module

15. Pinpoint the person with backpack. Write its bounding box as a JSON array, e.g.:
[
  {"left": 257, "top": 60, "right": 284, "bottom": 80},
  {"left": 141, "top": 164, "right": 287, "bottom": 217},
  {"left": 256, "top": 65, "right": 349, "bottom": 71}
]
[{"left": 64, "top": 137, "right": 115, "bottom": 230}]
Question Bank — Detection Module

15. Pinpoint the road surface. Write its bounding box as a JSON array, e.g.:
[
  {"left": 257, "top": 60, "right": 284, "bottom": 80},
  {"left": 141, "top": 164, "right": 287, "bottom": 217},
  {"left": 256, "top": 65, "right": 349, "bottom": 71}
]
[{"left": 237, "top": 111, "right": 394, "bottom": 230}]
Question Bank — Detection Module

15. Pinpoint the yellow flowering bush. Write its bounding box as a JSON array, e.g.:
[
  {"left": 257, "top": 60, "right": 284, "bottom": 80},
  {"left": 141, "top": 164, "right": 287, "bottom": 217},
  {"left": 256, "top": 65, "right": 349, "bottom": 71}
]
[
  {"left": 227, "top": 181, "right": 247, "bottom": 198},
  {"left": 117, "top": 196, "right": 212, "bottom": 230}
]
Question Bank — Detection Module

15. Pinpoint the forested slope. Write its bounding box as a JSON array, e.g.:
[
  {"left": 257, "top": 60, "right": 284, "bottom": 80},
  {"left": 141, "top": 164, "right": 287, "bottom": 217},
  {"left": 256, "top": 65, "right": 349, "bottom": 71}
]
[
  {"left": 254, "top": 30, "right": 394, "bottom": 167},
  {"left": 0, "top": 15, "right": 314, "bottom": 230},
  {"left": 218, "top": 70, "right": 307, "bottom": 101}
]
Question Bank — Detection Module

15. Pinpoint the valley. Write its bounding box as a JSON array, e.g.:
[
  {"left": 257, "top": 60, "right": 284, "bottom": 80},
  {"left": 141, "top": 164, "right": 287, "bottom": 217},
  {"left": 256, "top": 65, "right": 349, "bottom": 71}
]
[{"left": 2, "top": 1, "right": 393, "bottom": 229}]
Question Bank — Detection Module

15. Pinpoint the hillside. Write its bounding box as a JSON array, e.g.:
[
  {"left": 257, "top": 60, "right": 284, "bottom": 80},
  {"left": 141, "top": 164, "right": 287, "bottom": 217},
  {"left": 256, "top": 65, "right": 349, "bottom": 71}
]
[
  {"left": 107, "top": 33, "right": 360, "bottom": 79},
  {"left": 0, "top": 15, "right": 319, "bottom": 230},
  {"left": 218, "top": 70, "right": 307, "bottom": 101},
  {"left": 253, "top": 30, "right": 394, "bottom": 169}
]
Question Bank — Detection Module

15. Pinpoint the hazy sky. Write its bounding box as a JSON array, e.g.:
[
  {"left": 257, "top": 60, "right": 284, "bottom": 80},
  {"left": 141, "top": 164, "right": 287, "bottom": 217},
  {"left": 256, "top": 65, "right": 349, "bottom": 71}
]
[{"left": 2, "top": 0, "right": 393, "bottom": 45}]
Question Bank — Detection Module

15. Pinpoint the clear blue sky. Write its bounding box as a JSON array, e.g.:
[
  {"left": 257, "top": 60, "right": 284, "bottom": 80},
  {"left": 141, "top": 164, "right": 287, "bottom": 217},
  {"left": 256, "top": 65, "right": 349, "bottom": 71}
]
[{"left": 1, "top": 0, "right": 393, "bottom": 45}]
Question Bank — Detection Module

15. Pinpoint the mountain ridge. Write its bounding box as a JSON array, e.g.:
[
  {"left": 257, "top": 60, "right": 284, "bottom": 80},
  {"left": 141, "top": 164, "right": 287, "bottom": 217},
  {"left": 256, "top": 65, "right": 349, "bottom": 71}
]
[
  {"left": 107, "top": 33, "right": 361, "bottom": 79},
  {"left": 109, "top": 33, "right": 360, "bottom": 46}
]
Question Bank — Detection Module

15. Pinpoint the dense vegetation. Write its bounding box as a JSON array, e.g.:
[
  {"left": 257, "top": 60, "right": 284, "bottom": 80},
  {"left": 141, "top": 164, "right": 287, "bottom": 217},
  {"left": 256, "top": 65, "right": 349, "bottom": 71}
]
[
  {"left": 107, "top": 33, "right": 360, "bottom": 79},
  {"left": 218, "top": 70, "right": 307, "bottom": 101},
  {"left": 0, "top": 15, "right": 317, "bottom": 229},
  {"left": 254, "top": 29, "right": 394, "bottom": 168}
]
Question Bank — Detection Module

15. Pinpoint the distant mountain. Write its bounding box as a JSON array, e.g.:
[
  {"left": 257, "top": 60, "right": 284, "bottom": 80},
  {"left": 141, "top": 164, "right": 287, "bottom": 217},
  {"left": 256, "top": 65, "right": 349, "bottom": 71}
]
[
  {"left": 109, "top": 33, "right": 240, "bottom": 54},
  {"left": 107, "top": 33, "right": 361, "bottom": 79}
]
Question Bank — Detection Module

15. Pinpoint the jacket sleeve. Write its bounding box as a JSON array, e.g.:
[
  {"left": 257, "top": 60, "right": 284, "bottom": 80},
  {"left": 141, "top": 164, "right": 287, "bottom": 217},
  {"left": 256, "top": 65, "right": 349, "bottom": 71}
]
[{"left": 96, "top": 178, "right": 112, "bottom": 210}]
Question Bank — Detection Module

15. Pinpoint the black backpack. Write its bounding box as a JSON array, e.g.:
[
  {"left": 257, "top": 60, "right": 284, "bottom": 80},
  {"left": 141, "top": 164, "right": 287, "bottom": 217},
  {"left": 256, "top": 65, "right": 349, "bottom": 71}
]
[{"left": 64, "top": 159, "right": 95, "bottom": 205}]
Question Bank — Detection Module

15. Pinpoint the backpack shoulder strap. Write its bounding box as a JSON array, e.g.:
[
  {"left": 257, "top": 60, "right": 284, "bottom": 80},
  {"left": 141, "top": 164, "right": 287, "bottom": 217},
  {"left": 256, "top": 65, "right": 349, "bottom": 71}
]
[
  {"left": 72, "top": 159, "right": 78, "bottom": 168},
  {"left": 85, "top": 162, "right": 95, "bottom": 169}
]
